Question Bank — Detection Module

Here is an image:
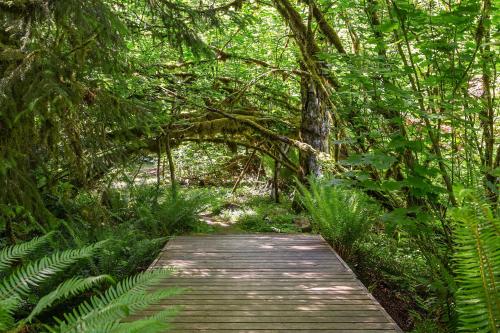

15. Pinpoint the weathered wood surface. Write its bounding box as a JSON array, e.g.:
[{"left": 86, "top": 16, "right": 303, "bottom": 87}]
[{"left": 145, "top": 234, "right": 402, "bottom": 332}]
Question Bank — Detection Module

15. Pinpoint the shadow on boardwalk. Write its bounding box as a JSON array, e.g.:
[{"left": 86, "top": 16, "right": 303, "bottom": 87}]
[{"left": 138, "top": 234, "right": 403, "bottom": 333}]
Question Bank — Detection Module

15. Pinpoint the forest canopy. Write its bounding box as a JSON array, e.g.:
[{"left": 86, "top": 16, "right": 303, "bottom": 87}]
[{"left": 0, "top": 0, "right": 498, "bottom": 332}]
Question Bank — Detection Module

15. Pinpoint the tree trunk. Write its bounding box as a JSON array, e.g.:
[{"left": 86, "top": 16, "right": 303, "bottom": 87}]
[
  {"left": 232, "top": 149, "right": 257, "bottom": 194},
  {"left": 156, "top": 138, "right": 162, "bottom": 187},
  {"left": 299, "top": 76, "right": 330, "bottom": 178},
  {"left": 273, "top": 157, "right": 280, "bottom": 203},
  {"left": 478, "top": 0, "right": 497, "bottom": 204},
  {"left": 165, "top": 132, "right": 177, "bottom": 199}
]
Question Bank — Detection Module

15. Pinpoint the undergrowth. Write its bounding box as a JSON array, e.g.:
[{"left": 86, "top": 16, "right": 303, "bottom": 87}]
[
  {"left": 0, "top": 233, "right": 181, "bottom": 332},
  {"left": 237, "top": 196, "right": 302, "bottom": 233},
  {"left": 0, "top": 181, "right": 208, "bottom": 331},
  {"left": 296, "top": 178, "right": 500, "bottom": 333}
]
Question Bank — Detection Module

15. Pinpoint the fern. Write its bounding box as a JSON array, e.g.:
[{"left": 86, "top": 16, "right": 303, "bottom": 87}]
[
  {"left": 110, "top": 308, "right": 178, "bottom": 333},
  {"left": 51, "top": 268, "right": 182, "bottom": 333},
  {"left": 0, "top": 237, "right": 181, "bottom": 333},
  {"left": 27, "top": 275, "right": 114, "bottom": 321},
  {"left": 0, "top": 297, "right": 19, "bottom": 331},
  {"left": 451, "top": 190, "right": 500, "bottom": 333},
  {"left": 0, "top": 232, "right": 53, "bottom": 272},
  {"left": 0, "top": 242, "right": 104, "bottom": 299},
  {"left": 58, "top": 308, "right": 178, "bottom": 333},
  {"left": 296, "top": 178, "right": 377, "bottom": 258}
]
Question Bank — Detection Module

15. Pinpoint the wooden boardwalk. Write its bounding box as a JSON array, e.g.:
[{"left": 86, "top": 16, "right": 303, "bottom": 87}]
[{"left": 147, "top": 234, "right": 402, "bottom": 332}]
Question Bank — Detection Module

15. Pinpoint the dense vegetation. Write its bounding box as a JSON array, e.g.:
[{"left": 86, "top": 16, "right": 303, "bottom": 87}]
[{"left": 0, "top": 0, "right": 498, "bottom": 332}]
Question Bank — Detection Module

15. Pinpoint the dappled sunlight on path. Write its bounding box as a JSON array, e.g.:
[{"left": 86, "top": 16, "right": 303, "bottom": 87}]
[{"left": 136, "top": 234, "right": 402, "bottom": 332}]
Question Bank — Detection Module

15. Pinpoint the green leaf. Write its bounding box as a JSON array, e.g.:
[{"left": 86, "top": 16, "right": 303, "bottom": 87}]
[
  {"left": 0, "top": 232, "right": 54, "bottom": 273},
  {"left": 379, "top": 21, "right": 399, "bottom": 33},
  {"left": 28, "top": 275, "right": 114, "bottom": 322}
]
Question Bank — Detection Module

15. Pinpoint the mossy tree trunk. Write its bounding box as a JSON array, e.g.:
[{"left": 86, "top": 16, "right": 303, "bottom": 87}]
[{"left": 299, "top": 76, "right": 330, "bottom": 177}]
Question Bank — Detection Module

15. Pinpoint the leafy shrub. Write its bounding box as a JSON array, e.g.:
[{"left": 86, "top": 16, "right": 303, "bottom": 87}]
[
  {"left": 0, "top": 233, "right": 180, "bottom": 332},
  {"left": 355, "top": 233, "right": 426, "bottom": 286},
  {"left": 297, "top": 179, "right": 379, "bottom": 258},
  {"left": 382, "top": 206, "right": 457, "bottom": 329}
]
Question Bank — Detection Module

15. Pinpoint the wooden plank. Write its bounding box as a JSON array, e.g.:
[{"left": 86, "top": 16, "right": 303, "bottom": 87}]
[
  {"left": 154, "top": 281, "right": 362, "bottom": 287},
  {"left": 171, "top": 316, "right": 389, "bottom": 323},
  {"left": 155, "top": 299, "right": 376, "bottom": 305},
  {"left": 158, "top": 267, "right": 349, "bottom": 272},
  {"left": 169, "top": 272, "right": 354, "bottom": 278},
  {"left": 162, "top": 278, "right": 358, "bottom": 282},
  {"left": 159, "top": 262, "right": 344, "bottom": 266},
  {"left": 161, "top": 256, "right": 337, "bottom": 260},
  {"left": 168, "top": 330, "right": 397, "bottom": 333},
  {"left": 167, "top": 294, "right": 372, "bottom": 300},
  {"left": 164, "top": 245, "right": 330, "bottom": 250},
  {"left": 140, "top": 234, "right": 401, "bottom": 332},
  {"left": 151, "top": 286, "right": 364, "bottom": 292},
  {"left": 162, "top": 290, "right": 370, "bottom": 295},
  {"left": 160, "top": 267, "right": 348, "bottom": 271},
  {"left": 164, "top": 239, "right": 325, "bottom": 243},
  {"left": 170, "top": 323, "right": 396, "bottom": 329},
  {"left": 162, "top": 258, "right": 340, "bottom": 262},
  {"left": 146, "top": 304, "right": 382, "bottom": 311},
  {"left": 136, "top": 310, "right": 386, "bottom": 317}
]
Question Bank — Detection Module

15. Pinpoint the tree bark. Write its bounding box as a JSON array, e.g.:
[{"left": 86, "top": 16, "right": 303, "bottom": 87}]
[
  {"left": 477, "top": 0, "right": 497, "bottom": 204},
  {"left": 156, "top": 138, "right": 162, "bottom": 188},
  {"left": 273, "top": 157, "right": 280, "bottom": 203},
  {"left": 165, "top": 132, "right": 177, "bottom": 199},
  {"left": 273, "top": 0, "right": 333, "bottom": 178},
  {"left": 232, "top": 149, "right": 257, "bottom": 194},
  {"left": 299, "top": 75, "right": 330, "bottom": 177}
]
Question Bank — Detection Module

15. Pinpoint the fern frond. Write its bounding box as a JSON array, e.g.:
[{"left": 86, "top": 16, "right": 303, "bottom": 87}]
[
  {"left": 109, "top": 320, "right": 169, "bottom": 333},
  {"left": 64, "top": 307, "right": 177, "bottom": 333},
  {"left": 27, "top": 275, "right": 114, "bottom": 322},
  {"left": 0, "top": 232, "right": 54, "bottom": 272},
  {"left": 52, "top": 269, "right": 182, "bottom": 333},
  {"left": 55, "top": 303, "right": 130, "bottom": 333},
  {"left": 296, "top": 178, "right": 375, "bottom": 258},
  {"left": 56, "top": 289, "right": 180, "bottom": 332},
  {"left": 452, "top": 192, "right": 500, "bottom": 333},
  {"left": 0, "top": 297, "right": 20, "bottom": 331},
  {"left": 0, "top": 242, "right": 104, "bottom": 299},
  {"left": 110, "top": 308, "right": 178, "bottom": 333}
]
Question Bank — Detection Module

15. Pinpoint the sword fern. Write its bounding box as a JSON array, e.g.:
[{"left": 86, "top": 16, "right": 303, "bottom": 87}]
[
  {"left": 0, "top": 234, "right": 180, "bottom": 332},
  {"left": 451, "top": 190, "right": 500, "bottom": 333}
]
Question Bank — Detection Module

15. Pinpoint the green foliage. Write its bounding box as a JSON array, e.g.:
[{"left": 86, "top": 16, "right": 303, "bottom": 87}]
[
  {"left": 0, "top": 232, "right": 53, "bottom": 272},
  {"left": 41, "top": 184, "right": 208, "bottom": 279},
  {"left": 237, "top": 196, "right": 302, "bottom": 233},
  {"left": 50, "top": 269, "right": 180, "bottom": 333},
  {"left": 0, "top": 240, "right": 105, "bottom": 300},
  {"left": 297, "top": 179, "right": 379, "bottom": 258},
  {"left": 451, "top": 190, "right": 500, "bottom": 333},
  {"left": 0, "top": 235, "right": 179, "bottom": 332},
  {"left": 1, "top": 0, "right": 498, "bottom": 331},
  {"left": 152, "top": 190, "right": 210, "bottom": 234},
  {"left": 238, "top": 214, "right": 299, "bottom": 233},
  {"left": 27, "top": 275, "right": 115, "bottom": 322}
]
